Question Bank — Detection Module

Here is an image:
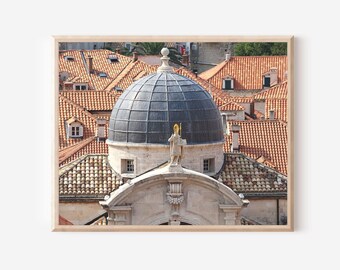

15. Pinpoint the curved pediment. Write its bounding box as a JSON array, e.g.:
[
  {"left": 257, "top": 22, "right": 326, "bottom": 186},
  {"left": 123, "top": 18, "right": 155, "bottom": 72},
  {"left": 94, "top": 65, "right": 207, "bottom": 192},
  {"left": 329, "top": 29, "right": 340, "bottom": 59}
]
[{"left": 100, "top": 165, "right": 247, "bottom": 225}]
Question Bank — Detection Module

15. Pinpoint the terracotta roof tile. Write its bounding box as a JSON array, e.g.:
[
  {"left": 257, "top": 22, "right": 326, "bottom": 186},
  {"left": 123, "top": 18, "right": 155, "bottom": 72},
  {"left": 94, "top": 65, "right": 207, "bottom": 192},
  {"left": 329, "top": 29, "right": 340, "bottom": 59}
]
[
  {"left": 105, "top": 60, "right": 158, "bottom": 91},
  {"left": 59, "top": 154, "right": 121, "bottom": 199},
  {"left": 224, "top": 120, "right": 288, "bottom": 175},
  {"left": 221, "top": 153, "right": 287, "bottom": 195},
  {"left": 219, "top": 101, "right": 244, "bottom": 111},
  {"left": 266, "top": 99, "right": 287, "bottom": 122},
  {"left": 253, "top": 81, "right": 288, "bottom": 100},
  {"left": 59, "top": 152, "right": 286, "bottom": 201},
  {"left": 60, "top": 90, "right": 120, "bottom": 111},
  {"left": 59, "top": 50, "right": 132, "bottom": 90},
  {"left": 60, "top": 140, "right": 108, "bottom": 166},
  {"left": 253, "top": 81, "right": 288, "bottom": 122},
  {"left": 59, "top": 95, "right": 98, "bottom": 149},
  {"left": 59, "top": 137, "right": 95, "bottom": 165},
  {"left": 199, "top": 56, "right": 287, "bottom": 90}
]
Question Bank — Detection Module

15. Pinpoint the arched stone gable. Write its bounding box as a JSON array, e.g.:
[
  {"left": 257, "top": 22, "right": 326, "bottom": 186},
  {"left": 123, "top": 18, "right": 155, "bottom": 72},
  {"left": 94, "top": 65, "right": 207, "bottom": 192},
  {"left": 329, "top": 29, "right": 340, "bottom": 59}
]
[{"left": 100, "top": 165, "right": 248, "bottom": 225}]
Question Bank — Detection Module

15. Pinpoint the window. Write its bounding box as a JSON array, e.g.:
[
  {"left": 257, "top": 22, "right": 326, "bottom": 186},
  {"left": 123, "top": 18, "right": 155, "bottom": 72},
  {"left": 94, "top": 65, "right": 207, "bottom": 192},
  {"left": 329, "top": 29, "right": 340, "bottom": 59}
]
[
  {"left": 108, "top": 55, "right": 119, "bottom": 63},
  {"left": 122, "top": 159, "right": 135, "bottom": 173},
  {"left": 263, "top": 76, "right": 270, "bottom": 88},
  {"left": 71, "top": 126, "right": 80, "bottom": 136},
  {"left": 126, "top": 160, "right": 134, "bottom": 173},
  {"left": 98, "top": 72, "right": 107, "bottom": 78},
  {"left": 64, "top": 56, "right": 74, "bottom": 61},
  {"left": 203, "top": 158, "right": 215, "bottom": 173},
  {"left": 114, "top": 86, "right": 123, "bottom": 92},
  {"left": 68, "top": 124, "right": 83, "bottom": 138},
  {"left": 222, "top": 78, "right": 234, "bottom": 90},
  {"left": 74, "top": 84, "right": 87, "bottom": 90}
]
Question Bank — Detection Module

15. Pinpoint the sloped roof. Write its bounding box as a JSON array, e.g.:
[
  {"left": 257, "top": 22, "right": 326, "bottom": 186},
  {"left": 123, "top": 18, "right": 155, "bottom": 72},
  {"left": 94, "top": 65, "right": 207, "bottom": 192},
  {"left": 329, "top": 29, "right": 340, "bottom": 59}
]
[
  {"left": 253, "top": 81, "right": 288, "bottom": 122},
  {"left": 59, "top": 95, "right": 98, "bottom": 149},
  {"left": 59, "top": 153, "right": 286, "bottom": 200},
  {"left": 60, "top": 140, "right": 108, "bottom": 166},
  {"left": 253, "top": 81, "right": 288, "bottom": 100},
  {"left": 222, "top": 153, "right": 287, "bottom": 195},
  {"left": 59, "top": 154, "right": 122, "bottom": 199},
  {"left": 266, "top": 99, "right": 287, "bottom": 122},
  {"left": 224, "top": 120, "right": 288, "bottom": 175},
  {"left": 219, "top": 101, "right": 245, "bottom": 111},
  {"left": 60, "top": 90, "right": 120, "bottom": 111},
  {"left": 105, "top": 60, "right": 158, "bottom": 91},
  {"left": 59, "top": 50, "right": 132, "bottom": 90},
  {"left": 199, "top": 56, "right": 287, "bottom": 90}
]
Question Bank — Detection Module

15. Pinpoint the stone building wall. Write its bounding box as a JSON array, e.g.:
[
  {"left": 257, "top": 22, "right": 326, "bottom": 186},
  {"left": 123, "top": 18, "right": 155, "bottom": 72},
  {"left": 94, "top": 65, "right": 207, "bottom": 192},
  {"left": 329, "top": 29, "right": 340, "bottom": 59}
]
[{"left": 108, "top": 142, "right": 225, "bottom": 177}]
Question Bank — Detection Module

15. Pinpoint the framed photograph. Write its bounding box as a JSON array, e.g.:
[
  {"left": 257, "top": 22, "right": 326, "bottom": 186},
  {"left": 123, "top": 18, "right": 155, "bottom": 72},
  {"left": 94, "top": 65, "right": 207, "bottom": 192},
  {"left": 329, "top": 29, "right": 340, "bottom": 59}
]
[{"left": 53, "top": 36, "right": 294, "bottom": 231}]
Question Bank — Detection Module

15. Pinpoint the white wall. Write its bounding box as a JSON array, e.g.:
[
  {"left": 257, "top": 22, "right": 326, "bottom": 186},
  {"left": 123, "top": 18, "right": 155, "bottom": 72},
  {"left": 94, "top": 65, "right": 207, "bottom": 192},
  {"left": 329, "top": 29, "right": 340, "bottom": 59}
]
[
  {"left": 108, "top": 142, "right": 225, "bottom": 176},
  {"left": 1, "top": 1, "right": 337, "bottom": 270}
]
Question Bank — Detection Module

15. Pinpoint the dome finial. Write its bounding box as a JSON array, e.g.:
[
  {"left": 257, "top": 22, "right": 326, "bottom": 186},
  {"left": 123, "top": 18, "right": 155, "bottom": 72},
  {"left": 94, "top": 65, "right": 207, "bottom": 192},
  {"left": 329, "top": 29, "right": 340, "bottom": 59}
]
[{"left": 157, "top": 47, "right": 174, "bottom": 73}]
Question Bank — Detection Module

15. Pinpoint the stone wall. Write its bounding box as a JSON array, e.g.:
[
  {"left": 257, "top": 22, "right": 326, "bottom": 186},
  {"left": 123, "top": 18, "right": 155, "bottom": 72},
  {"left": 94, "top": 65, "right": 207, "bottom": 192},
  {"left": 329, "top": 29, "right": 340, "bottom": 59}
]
[
  {"left": 254, "top": 101, "right": 265, "bottom": 116},
  {"left": 59, "top": 202, "right": 105, "bottom": 225},
  {"left": 108, "top": 142, "right": 225, "bottom": 177},
  {"left": 102, "top": 168, "right": 244, "bottom": 225},
  {"left": 240, "top": 198, "right": 287, "bottom": 225}
]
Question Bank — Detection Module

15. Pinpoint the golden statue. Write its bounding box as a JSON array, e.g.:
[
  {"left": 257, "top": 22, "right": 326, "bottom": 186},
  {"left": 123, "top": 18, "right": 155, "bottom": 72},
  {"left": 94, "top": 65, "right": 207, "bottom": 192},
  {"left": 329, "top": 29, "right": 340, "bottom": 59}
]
[{"left": 168, "top": 123, "right": 187, "bottom": 166}]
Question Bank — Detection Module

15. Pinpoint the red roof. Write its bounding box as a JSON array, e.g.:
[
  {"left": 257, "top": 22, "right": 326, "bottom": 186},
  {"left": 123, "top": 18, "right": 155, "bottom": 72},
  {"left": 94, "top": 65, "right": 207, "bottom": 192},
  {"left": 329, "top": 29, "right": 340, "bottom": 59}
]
[
  {"left": 224, "top": 120, "right": 288, "bottom": 175},
  {"left": 59, "top": 50, "right": 132, "bottom": 90},
  {"left": 199, "top": 56, "right": 287, "bottom": 90}
]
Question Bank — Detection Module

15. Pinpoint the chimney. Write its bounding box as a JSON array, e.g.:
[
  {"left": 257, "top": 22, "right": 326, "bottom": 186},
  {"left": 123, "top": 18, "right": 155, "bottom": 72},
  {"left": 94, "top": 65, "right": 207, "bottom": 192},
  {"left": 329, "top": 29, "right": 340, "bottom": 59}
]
[
  {"left": 132, "top": 51, "right": 138, "bottom": 62},
  {"left": 221, "top": 114, "right": 227, "bottom": 134},
  {"left": 96, "top": 118, "right": 107, "bottom": 141},
  {"left": 231, "top": 124, "right": 240, "bottom": 152},
  {"left": 87, "top": 55, "right": 93, "bottom": 74},
  {"left": 270, "top": 67, "right": 278, "bottom": 86},
  {"left": 182, "top": 52, "right": 189, "bottom": 66},
  {"left": 115, "top": 48, "right": 120, "bottom": 54},
  {"left": 225, "top": 53, "right": 231, "bottom": 61},
  {"left": 269, "top": 110, "right": 275, "bottom": 120}
]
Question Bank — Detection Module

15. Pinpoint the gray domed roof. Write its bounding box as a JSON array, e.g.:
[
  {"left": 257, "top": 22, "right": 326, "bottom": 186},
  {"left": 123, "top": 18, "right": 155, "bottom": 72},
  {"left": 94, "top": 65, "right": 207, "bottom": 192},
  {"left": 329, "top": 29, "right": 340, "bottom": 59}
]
[{"left": 108, "top": 72, "right": 224, "bottom": 145}]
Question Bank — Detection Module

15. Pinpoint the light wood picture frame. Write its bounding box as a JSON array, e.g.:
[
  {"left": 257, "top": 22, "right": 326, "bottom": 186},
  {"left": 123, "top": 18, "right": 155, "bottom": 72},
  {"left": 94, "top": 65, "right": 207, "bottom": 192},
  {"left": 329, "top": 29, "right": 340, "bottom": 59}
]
[{"left": 53, "top": 36, "right": 294, "bottom": 232}]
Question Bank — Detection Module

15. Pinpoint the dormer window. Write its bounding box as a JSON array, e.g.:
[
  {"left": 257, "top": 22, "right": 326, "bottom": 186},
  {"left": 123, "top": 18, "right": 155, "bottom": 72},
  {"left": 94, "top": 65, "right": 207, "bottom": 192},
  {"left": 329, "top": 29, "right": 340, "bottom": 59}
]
[
  {"left": 66, "top": 117, "right": 83, "bottom": 138},
  {"left": 73, "top": 84, "right": 88, "bottom": 90},
  {"left": 263, "top": 75, "right": 270, "bottom": 88},
  {"left": 114, "top": 86, "right": 123, "bottom": 92},
  {"left": 222, "top": 76, "right": 234, "bottom": 90},
  {"left": 98, "top": 72, "right": 107, "bottom": 78},
  {"left": 108, "top": 55, "right": 119, "bottom": 63},
  {"left": 64, "top": 55, "right": 75, "bottom": 61}
]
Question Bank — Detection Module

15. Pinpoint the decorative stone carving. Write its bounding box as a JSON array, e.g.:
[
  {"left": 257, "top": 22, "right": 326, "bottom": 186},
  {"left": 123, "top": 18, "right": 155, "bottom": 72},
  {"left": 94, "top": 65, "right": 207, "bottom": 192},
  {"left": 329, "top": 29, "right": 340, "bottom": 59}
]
[
  {"left": 157, "top": 48, "right": 174, "bottom": 73},
  {"left": 168, "top": 124, "right": 187, "bottom": 166},
  {"left": 166, "top": 181, "right": 184, "bottom": 225}
]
